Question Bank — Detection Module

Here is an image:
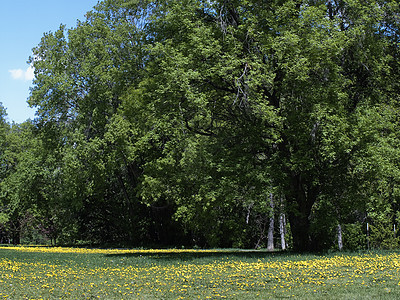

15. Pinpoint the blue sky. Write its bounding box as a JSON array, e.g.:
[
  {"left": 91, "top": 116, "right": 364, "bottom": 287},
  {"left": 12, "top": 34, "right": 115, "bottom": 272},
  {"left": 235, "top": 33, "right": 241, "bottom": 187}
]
[{"left": 0, "top": 0, "right": 99, "bottom": 124}]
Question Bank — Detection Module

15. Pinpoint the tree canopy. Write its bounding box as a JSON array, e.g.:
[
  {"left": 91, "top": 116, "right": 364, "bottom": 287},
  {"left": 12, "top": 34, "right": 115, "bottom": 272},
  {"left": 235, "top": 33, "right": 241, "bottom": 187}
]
[{"left": 0, "top": 0, "right": 399, "bottom": 251}]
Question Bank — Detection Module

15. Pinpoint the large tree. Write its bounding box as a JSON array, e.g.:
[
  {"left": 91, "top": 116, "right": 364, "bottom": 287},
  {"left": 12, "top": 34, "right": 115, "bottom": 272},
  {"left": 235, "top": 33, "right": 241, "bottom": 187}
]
[
  {"left": 126, "top": 0, "right": 400, "bottom": 250},
  {"left": 25, "top": 0, "right": 400, "bottom": 250}
]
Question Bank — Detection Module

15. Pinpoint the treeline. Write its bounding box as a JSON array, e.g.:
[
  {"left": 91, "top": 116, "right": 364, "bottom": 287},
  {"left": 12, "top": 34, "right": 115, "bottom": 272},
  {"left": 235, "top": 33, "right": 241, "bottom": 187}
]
[{"left": 1, "top": 0, "right": 400, "bottom": 251}]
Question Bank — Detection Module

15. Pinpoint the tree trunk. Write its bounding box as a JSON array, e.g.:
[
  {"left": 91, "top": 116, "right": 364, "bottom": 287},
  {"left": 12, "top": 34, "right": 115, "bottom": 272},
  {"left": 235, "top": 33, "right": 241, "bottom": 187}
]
[
  {"left": 267, "top": 193, "right": 274, "bottom": 251},
  {"left": 288, "top": 210, "right": 311, "bottom": 252},
  {"left": 11, "top": 219, "right": 21, "bottom": 245},
  {"left": 280, "top": 213, "right": 287, "bottom": 250},
  {"left": 287, "top": 173, "right": 318, "bottom": 252},
  {"left": 337, "top": 224, "right": 343, "bottom": 251}
]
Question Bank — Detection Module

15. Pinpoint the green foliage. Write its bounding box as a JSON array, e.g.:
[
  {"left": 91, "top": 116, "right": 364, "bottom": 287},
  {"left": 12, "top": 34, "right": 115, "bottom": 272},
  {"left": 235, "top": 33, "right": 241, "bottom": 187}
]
[
  {"left": 369, "top": 220, "right": 399, "bottom": 250},
  {"left": 342, "top": 223, "right": 367, "bottom": 251},
  {"left": 1, "top": 1, "right": 400, "bottom": 250}
]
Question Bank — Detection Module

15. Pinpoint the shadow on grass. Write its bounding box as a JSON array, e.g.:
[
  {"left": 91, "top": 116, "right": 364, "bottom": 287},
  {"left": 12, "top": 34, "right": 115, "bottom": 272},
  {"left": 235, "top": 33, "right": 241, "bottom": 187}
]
[{"left": 104, "top": 249, "right": 293, "bottom": 261}]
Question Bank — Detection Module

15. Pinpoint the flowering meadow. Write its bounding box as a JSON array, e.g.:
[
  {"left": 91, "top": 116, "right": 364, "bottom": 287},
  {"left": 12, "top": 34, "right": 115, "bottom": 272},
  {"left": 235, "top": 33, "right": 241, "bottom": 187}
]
[{"left": 0, "top": 246, "right": 399, "bottom": 299}]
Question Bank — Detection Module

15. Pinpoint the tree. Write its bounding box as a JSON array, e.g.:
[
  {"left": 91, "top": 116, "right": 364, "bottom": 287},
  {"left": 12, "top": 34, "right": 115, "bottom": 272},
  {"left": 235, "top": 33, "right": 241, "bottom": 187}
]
[
  {"left": 128, "top": 0, "right": 400, "bottom": 250},
  {"left": 28, "top": 0, "right": 187, "bottom": 246},
  {"left": 24, "top": 0, "right": 400, "bottom": 251},
  {"left": 0, "top": 103, "right": 10, "bottom": 242},
  {"left": 0, "top": 121, "right": 45, "bottom": 244}
]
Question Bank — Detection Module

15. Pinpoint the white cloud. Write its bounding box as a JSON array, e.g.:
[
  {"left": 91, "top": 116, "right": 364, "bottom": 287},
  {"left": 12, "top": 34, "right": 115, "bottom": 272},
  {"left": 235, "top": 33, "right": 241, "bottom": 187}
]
[
  {"left": 9, "top": 69, "right": 24, "bottom": 79},
  {"left": 9, "top": 65, "right": 35, "bottom": 81}
]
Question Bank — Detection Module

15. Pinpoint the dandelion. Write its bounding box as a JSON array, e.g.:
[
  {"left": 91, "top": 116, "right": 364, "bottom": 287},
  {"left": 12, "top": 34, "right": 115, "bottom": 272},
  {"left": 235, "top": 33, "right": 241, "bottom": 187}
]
[{"left": 1, "top": 247, "right": 400, "bottom": 299}]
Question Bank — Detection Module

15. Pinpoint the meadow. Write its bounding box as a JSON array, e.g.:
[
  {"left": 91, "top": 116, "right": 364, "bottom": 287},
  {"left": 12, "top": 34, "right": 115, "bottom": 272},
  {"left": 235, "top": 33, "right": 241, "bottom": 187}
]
[{"left": 0, "top": 246, "right": 399, "bottom": 299}]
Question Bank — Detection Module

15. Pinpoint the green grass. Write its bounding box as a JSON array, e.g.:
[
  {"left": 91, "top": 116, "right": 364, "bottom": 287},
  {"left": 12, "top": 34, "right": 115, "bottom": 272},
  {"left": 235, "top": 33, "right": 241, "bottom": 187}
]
[{"left": 0, "top": 246, "right": 399, "bottom": 299}]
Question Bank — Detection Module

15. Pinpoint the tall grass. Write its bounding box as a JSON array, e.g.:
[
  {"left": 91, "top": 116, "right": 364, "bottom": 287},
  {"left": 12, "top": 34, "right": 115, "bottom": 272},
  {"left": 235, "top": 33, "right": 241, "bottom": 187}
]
[{"left": 0, "top": 246, "right": 399, "bottom": 299}]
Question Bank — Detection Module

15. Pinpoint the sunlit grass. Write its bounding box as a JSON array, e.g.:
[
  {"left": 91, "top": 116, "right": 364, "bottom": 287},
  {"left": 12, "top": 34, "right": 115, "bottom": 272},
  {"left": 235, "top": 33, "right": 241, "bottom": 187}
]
[{"left": 0, "top": 246, "right": 399, "bottom": 299}]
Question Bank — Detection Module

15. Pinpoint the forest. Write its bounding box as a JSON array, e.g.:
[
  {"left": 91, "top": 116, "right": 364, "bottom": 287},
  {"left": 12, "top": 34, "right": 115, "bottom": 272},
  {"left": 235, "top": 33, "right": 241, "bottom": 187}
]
[{"left": 0, "top": 0, "right": 399, "bottom": 252}]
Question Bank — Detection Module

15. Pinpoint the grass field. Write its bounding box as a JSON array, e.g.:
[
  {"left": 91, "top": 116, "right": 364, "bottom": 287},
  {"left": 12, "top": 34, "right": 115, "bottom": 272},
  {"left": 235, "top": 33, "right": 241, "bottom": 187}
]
[{"left": 0, "top": 246, "right": 399, "bottom": 299}]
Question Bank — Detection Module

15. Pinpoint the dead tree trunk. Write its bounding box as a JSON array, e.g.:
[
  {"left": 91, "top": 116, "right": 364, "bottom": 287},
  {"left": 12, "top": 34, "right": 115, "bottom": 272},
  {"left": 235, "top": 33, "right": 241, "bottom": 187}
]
[
  {"left": 267, "top": 193, "right": 275, "bottom": 251},
  {"left": 337, "top": 223, "right": 343, "bottom": 251},
  {"left": 280, "top": 213, "right": 287, "bottom": 250}
]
